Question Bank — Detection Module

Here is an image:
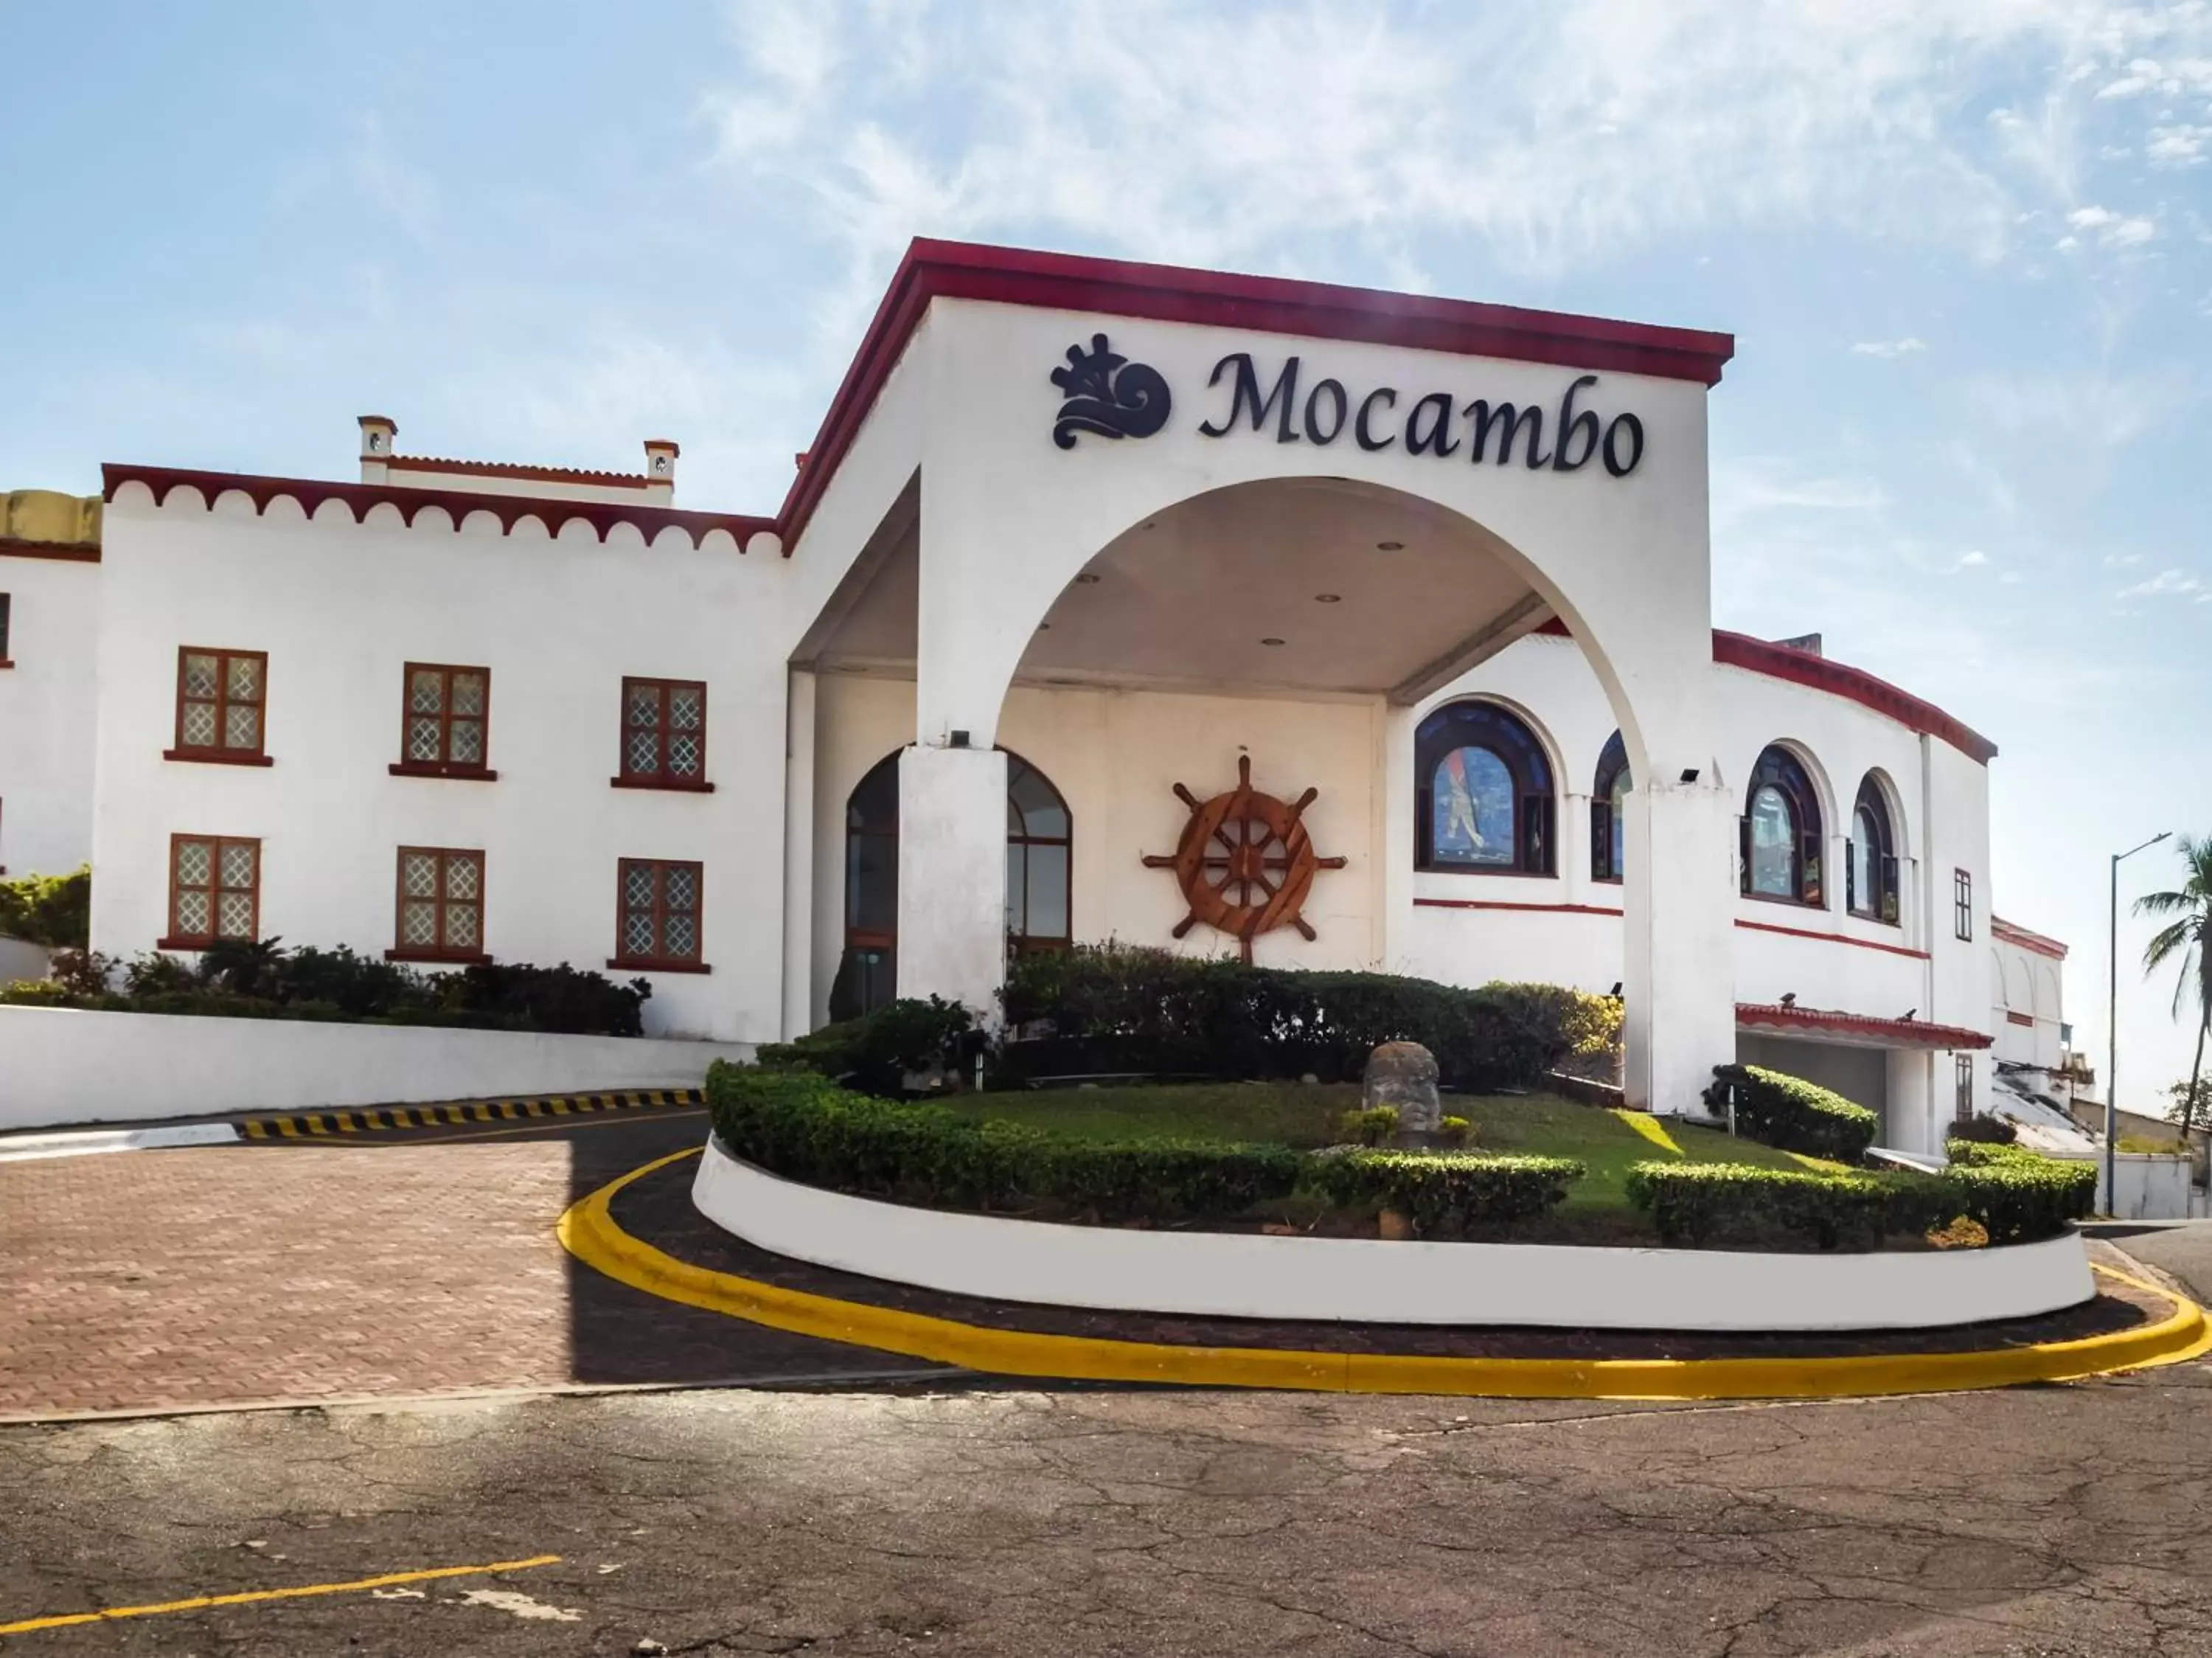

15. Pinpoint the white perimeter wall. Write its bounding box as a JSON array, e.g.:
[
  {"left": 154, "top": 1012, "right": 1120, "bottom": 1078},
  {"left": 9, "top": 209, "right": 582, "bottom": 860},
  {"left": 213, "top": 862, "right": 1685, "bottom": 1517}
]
[
  {"left": 0, "top": 554, "right": 99, "bottom": 881},
  {"left": 0, "top": 1005, "right": 750, "bottom": 1131},
  {"left": 1992, "top": 935, "right": 2066, "bottom": 1068},
  {"left": 91, "top": 486, "right": 795, "bottom": 1041}
]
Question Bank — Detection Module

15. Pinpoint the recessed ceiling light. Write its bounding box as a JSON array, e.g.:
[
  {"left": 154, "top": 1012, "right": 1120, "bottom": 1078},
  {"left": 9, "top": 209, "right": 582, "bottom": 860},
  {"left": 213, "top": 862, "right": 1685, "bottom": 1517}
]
[
  {"left": 1376, "top": 540, "right": 1404, "bottom": 552},
  {"left": 1074, "top": 572, "right": 1101, "bottom": 584},
  {"left": 1314, "top": 593, "right": 1341, "bottom": 603},
  {"left": 1260, "top": 637, "right": 1285, "bottom": 647}
]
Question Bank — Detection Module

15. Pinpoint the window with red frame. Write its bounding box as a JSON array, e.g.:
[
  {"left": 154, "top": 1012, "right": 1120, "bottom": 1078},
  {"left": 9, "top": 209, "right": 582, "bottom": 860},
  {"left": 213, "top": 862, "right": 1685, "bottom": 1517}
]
[
  {"left": 170, "top": 648, "right": 270, "bottom": 763},
  {"left": 164, "top": 834, "right": 260, "bottom": 948},
  {"left": 392, "top": 663, "right": 493, "bottom": 778},
  {"left": 614, "top": 678, "right": 709, "bottom": 789},
  {"left": 611, "top": 859, "right": 706, "bottom": 971},
  {"left": 390, "top": 846, "right": 487, "bottom": 963}
]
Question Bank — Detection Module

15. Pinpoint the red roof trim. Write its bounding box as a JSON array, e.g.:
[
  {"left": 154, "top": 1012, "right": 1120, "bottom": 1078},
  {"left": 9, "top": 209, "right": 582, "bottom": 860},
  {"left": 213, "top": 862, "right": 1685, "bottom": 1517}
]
[
  {"left": 1714, "top": 631, "right": 1997, "bottom": 765},
  {"left": 1734, "top": 916, "right": 1932, "bottom": 961},
  {"left": 1992, "top": 917, "right": 2068, "bottom": 960},
  {"left": 0, "top": 535, "right": 100, "bottom": 563},
  {"left": 1532, "top": 620, "right": 1997, "bottom": 768},
  {"left": 1736, "top": 1002, "right": 1992, "bottom": 1050},
  {"left": 383, "top": 455, "right": 655, "bottom": 490},
  {"left": 772, "top": 237, "right": 1736, "bottom": 554},
  {"left": 100, "top": 465, "right": 773, "bottom": 549},
  {"left": 1413, "top": 897, "right": 1625, "bottom": 918}
]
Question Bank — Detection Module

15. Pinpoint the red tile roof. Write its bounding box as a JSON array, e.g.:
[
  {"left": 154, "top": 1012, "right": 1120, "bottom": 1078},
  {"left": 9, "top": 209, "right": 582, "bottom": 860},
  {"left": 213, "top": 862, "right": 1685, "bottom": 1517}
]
[{"left": 1736, "top": 1002, "right": 1992, "bottom": 1050}]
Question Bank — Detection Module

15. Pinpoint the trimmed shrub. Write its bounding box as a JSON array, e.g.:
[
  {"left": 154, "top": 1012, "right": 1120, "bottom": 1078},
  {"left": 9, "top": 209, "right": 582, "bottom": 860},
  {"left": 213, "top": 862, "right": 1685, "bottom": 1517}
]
[
  {"left": 706, "top": 1062, "right": 1301, "bottom": 1225},
  {"left": 1439, "top": 1114, "right": 1473, "bottom": 1147},
  {"left": 1947, "top": 1114, "right": 2018, "bottom": 1146},
  {"left": 0, "top": 864, "right": 90, "bottom": 949},
  {"left": 1705, "top": 1064, "right": 1879, "bottom": 1161},
  {"left": 1626, "top": 1162, "right": 1891, "bottom": 1250},
  {"left": 0, "top": 978, "right": 74, "bottom": 1007},
  {"left": 1302, "top": 1149, "right": 1585, "bottom": 1238},
  {"left": 1897, "top": 1151, "right": 2097, "bottom": 1244},
  {"left": 997, "top": 944, "right": 1613, "bottom": 1092},
  {"left": 1944, "top": 1139, "right": 2042, "bottom": 1168},
  {"left": 1338, "top": 1106, "right": 1400, "bottom": 1146},
  {"left": 755, "top": 996, "right": 975, "bottom": 1097}
]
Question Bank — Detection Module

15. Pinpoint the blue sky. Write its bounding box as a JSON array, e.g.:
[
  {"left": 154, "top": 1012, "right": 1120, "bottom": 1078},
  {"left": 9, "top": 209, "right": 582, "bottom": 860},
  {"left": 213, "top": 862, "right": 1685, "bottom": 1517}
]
[{"left": 5, "top": 0, "right": 2208, "bottom": 1098}]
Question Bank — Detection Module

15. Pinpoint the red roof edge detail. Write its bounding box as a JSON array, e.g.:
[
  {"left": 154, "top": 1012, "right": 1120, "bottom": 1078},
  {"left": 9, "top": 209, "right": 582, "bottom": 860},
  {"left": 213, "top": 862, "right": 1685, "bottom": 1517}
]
[
  {"left": 383, "top": 454, "right": 655, "bottom": 490},
  {"left": 1736, "top": 1002, "right": 1993, "bottom": 1050},
  {"left": 100, "top": 465, "right": 773, "bottom": 548},
  {"left": 1713, "top": 631, "right": 1998, "bottom": 766},
  {"left": 1992, "top": 917, "right": 2069, "bottom": 960},
  {"left": 773, "top": 237, "right": 1736, "bottom": 555},
  {"left": 1532, "top": 619, "right": 1995, "bottom": 767}
]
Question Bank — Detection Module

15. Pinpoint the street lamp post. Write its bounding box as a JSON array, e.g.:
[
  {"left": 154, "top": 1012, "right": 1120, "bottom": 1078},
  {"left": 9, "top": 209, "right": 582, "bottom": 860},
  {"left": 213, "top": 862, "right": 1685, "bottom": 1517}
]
[{"left": 2107, "top": 830, "right": 2172, "bottom": 1215}]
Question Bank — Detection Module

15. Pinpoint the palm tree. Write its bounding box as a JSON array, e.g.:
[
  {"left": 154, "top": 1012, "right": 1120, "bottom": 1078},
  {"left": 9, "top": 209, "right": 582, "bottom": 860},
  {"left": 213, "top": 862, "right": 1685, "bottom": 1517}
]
[{"left": 2135, "top": 833, "right": 2212, "bottom": 1134}]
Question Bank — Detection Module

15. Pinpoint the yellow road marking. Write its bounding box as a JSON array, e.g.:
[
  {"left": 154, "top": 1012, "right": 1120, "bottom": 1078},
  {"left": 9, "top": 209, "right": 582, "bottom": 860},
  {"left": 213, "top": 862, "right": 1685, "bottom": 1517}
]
[
  {"left": 0, "top": 1554, "right": 562, "bottom": 1637},
  {"left": 1612, "top": 1109, "right": 1683, "bottom": 1156},
  {"left": 562, "top": 1149, "right": 2212, "bottom": 1401}
]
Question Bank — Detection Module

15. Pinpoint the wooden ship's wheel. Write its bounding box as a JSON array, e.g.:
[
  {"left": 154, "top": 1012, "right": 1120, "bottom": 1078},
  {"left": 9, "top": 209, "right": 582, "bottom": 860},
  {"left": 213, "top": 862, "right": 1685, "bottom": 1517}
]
[{"left": 1142, "top": 755, "right": 1348, "bottom": 963}]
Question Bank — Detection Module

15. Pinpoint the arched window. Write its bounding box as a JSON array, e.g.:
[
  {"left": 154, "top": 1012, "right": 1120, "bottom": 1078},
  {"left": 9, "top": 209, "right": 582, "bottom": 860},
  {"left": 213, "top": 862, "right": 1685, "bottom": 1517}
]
[
  {"left": 1005, "top": 752, "right": 1071, "bottom": 957},
  {"left": 1415, "top": 701, "right": 1554, "bottom": 874},
  {"left": 1591, "top": 731, "right": 1630, "bottom": 883},
  {"left": 1739, "top": 746, "right": 1823, "bottom": 906},
  {"left": 831, "top": 748, "right": 1075, "bottom": 1020},
  {"left": 1846, "top": 774, "right": 1899, "bottom": 923}
]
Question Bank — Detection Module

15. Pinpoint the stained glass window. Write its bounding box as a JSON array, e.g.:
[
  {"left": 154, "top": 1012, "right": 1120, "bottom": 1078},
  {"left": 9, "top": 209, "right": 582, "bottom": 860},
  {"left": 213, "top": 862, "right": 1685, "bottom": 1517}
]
[
  {"left": 1592, "top": 729, "right": 1631, "bottom": 883},
  {"left": 1740, "top": 745, "right": 1823, "bottom": 905},
  {"left": 1430, "top": 746, "right": 1515, "bottom": 866},
  {"left": 1413, "top": 701, "right": 1554, "bottom": 874}
]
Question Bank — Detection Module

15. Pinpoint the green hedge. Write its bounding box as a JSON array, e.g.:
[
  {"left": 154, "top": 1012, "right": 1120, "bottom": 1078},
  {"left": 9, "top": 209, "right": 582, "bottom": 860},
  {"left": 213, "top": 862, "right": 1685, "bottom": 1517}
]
[
  {"left": 754, "top": 996, "right": 974, "bottom": 1097},
  {"left": 2, "top": 940, "right": 651, "bottom": 1036},
  {"left": 1947, "top": 1114, "right": 2018, "bottom": 1146},
  {"left": 0, "top": 865, "right": 89, "bottom": 949},
  {"left": 1302, "top": 1149, "right": 1583, "bottom": 1238},
  {"left": 997, "top": 944, "right": 1618, "bottom": 1092},
  {"left": 1625, "top": 1162, "right": 1891, "bottom": 1249},
  {"left": 708, "top": 1063, "right": 1301, "bottom": 1224},
  {"left": 1705, "top": 1064, "right": 1879, "bottom": 1161},
  {"left": 1628, "top": 1150, "right": 2096, "bottom": 1249}
]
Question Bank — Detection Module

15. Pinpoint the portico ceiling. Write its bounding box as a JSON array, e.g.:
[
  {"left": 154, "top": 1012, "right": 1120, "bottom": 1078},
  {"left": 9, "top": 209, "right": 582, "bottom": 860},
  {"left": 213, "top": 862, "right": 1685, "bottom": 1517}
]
[{"left": 803, "top": 478, "right": 1559, "bottom": 704}]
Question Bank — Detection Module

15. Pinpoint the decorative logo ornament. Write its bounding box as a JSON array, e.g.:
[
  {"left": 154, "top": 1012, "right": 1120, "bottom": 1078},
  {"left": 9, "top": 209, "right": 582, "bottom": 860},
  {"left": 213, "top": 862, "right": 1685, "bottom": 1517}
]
[
  {"left": 1050, "top": 333, "right": 1172, "bottom": 449},
  {"left": 1143, "top": 755, "right": 1347, "bottom": 963}
]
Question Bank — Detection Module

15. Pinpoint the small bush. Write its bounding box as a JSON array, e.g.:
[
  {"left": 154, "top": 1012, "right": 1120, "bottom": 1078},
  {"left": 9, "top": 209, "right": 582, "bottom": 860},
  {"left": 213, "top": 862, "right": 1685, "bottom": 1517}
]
[
  {"left": 1302, "top": 1150, "right": 1585, "bottom": 1238},
  {"left": 1627, "top": 1162, "right": 1891, "bottom": 1250},
  {"left": 1948, "top": 1114, "right": 2018, "bottom": 1146},
  {"left": 124, "top": 953, "right": 198, "bottom": 996},
  {"left": 1439, "top": 1114, "right": 1473, "bottom": 1147},
  {"left": 756, "top": 996, "right": 975, "bottom": 1096},
  {"left": 44, "top": 948, "right": 116, "bottom": 996},
  {"left": 0, "top": 978, "right": 75, "bottom": 1007},
  {"left": 1891, "top": 1154, "right": 2096, "bottom": 1244},
  {"left": 1338, "top": 1105, "right": 1400, "bottom": 1146},
  {"left": 1705, "top": 1064, "right": 1879, "bottom": 1161},
  {"left": 706, "top": 1063, "right": 1300, "bottom": 1224},
  {"left": 0, "top": 864, "right": 90, "bottom": 949}
]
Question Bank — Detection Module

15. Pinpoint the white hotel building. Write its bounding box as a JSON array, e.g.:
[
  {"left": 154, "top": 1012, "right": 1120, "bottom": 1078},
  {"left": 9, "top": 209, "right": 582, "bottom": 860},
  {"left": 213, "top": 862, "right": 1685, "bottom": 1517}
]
[{"left": 0, "top": 241, "right": 2070, "bottom": 1154}]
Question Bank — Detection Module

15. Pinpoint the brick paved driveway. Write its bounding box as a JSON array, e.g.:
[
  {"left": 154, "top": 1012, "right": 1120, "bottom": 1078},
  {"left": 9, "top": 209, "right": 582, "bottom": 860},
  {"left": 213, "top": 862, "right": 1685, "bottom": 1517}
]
[{"left": 0, "top": 1114, "right": 945, "bottom": 1420}]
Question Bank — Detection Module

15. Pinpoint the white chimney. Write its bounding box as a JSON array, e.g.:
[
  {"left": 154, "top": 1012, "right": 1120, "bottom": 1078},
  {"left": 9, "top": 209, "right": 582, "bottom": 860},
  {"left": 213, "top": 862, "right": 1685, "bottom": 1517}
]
[
  {"left": 642, "top": 439, "right": 678, "bottom": 501},
  {"left": 358, "top": 415, "right": 397, "bottom": 482}
]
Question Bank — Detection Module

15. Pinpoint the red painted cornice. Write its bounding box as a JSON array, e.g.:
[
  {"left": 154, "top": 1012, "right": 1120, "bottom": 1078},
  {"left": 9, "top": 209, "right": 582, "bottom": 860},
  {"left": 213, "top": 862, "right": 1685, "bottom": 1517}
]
[
  {"left": 1992, "top": 917, "right": 2069, "bottom": 960},
  {"left": 773, "top": 237, "right": 1736, "bottom": 552},
  {"left": 1736, "top": 1002, "right": 1992, "bottom": 1050},
  {"left": 100, "top": 465, "right": 773, "bottom": 550},
  {"left": 1712, "top": 632, "right": 1998, "bottom": 766}
]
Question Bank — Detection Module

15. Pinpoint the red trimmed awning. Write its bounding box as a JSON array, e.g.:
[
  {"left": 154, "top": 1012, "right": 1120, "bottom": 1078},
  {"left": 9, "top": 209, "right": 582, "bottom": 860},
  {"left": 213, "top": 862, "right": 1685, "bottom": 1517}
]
[{"left": 1736, "top": 1002, "right": 1992, "bottom": 1050}]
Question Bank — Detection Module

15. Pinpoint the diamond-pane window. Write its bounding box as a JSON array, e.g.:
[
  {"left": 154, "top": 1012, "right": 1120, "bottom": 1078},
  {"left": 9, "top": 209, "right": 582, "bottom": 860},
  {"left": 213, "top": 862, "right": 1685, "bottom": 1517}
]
[
  {"left": 612, "top": 859, "right": 705, "bottom": 968},
  {"left": 394, "top": 664, "right": 493, "bottom": 777},
  {"left": 616, "top": 678, "right": 710, "bottom": 788},
  {"left": 171, "top": 648, "right": 268, "bottom": 761},
  {"left": 392, "top": 847, "right": 485, "bottom": 961},
  {"left": 167, "top": 834, "right": 258, "bottom": 946}
]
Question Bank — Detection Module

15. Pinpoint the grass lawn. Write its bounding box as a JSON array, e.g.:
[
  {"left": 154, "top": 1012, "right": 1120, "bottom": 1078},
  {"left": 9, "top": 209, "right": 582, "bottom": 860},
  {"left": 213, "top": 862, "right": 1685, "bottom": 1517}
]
[{"left": 941, "top": 1081, "right": 1833, "bottom": 1223}]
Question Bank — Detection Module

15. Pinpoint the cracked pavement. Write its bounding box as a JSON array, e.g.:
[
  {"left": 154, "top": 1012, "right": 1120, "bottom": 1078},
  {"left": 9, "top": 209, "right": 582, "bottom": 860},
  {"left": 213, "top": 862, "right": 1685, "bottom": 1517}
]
[{"left": 5, "top": 1363, "right": 2211, "bottom": 1657}]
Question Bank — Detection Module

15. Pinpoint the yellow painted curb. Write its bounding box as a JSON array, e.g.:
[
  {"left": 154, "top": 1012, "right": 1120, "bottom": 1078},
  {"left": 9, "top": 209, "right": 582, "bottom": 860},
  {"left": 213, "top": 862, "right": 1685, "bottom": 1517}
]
[{"left": 560, "top": 1148, "right": 2212, "bottom": 1401}]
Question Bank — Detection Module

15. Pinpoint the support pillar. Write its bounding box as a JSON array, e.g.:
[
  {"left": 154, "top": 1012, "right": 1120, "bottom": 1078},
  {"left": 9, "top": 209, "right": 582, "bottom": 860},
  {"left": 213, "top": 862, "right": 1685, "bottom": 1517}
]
[
  {"left": 1622, "top": 774, "right": 1737, "bottom": 1116},
  {"left": 894, "top": 743, "right": 1008, "bottom": 1018},
  {"left": 779, "top": 668, "right": 817, "bottom": 1039}
]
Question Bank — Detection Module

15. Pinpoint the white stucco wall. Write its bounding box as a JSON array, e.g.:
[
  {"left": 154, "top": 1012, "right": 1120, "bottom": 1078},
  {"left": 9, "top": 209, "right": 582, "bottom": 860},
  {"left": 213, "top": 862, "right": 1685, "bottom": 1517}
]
[
  {"left": 1992, "top": 934, "right": 2065, "bottom": 1069},
  {"left": 0, "top": 1004, "right": 748, "bottom": 1131},
  {"left": 0, "top": 553, "right": 99, "bottom": 881},
  {"left": 91, "top": 485, "right": 793, "bottom": 1041}
]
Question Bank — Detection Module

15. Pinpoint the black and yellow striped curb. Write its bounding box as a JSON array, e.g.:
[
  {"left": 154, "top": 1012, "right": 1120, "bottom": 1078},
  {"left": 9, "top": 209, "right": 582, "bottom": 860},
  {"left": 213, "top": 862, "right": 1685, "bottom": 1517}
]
[{"left": 240, "top": 1088, "right": 703, "bottom": 1140}]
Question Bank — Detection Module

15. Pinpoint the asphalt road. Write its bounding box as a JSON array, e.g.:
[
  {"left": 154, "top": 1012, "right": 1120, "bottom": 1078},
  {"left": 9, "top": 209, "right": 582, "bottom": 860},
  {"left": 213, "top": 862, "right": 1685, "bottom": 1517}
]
[
  {"left": 2104, "top": 1220, "right": 2212, "bottom": 1305},
  {"left": 6, "top": 1362, "right": 2212, "bottom": 1657}
]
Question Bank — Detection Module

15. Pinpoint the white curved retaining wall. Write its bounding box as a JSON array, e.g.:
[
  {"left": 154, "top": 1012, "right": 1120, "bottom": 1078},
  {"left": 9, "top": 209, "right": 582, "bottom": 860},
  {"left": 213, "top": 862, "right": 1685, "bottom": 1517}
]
[
  {"left": 0, "top": 1005, "right": 749, "bottom": 1132},
  {"left": 692, "top": 1138, "right": 2094, "bottom": 1332}
]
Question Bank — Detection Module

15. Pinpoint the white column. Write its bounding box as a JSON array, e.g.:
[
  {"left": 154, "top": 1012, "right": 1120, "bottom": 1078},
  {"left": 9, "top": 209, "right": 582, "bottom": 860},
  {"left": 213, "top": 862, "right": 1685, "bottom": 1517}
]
[
  {"left": 1887, "top": 1047, "right": 1934, "bottom": 1156},
  {"left": 1622, "top": 774, "right": 1737, "bottom": 1117},
  {"left": 895, "top": 743, "right": 1008, "bottom": 1018},
  {"left": 1373, "top": 701, "right": 1417, "bottom": 975},
  {"left": 779, "top": 668, "right": 818, "bottom": 1040}
]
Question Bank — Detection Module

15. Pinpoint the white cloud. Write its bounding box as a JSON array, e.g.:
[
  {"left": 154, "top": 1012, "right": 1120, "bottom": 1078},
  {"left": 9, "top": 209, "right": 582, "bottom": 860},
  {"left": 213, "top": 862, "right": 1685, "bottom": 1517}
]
[
  {"left": 1956, "top": 549, "right": 1992, "bottom": 568},
  {"left": 1851, "top": 336, "right": 1927, "bottom": 357},
  {"left": 2146, "top": 122, "right": 2212, "bottom": 164},
  {"left": 2067, "top": 203, "right": 2159, "bottom": 243},
  {"left": 2115, "top": 567, "right": 2212, "bottom": 601}
]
